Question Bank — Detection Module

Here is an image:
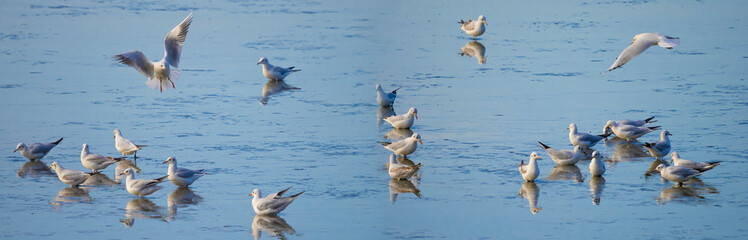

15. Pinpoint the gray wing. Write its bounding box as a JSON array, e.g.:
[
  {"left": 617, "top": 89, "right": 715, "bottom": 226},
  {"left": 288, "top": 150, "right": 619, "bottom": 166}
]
[
  {"left": 668, "top": 166, "right": 700, "bottom": 178},
  {"left": 174, "top": 167, "right": 203, "bottom": 178},
  {"left": 654, "top": 141, "right": 671, "bottom": 152},
  {"left": 384, "top": 114, "right": 406, "bottom": 122},
  {"left": 607, "top": 37, "right": 657, "bottom": 71},
  {"left": 131, "top": 179, "right": 161, "bottom": 189},
  {"left": 28, "top": 143, "right": 55, "bottom": 155},
  {"left": 619, "top": 125, "right": 653, "bottom": 135},
  {"left": 385, "top": 139, "right": 408, "bottom": 150},
  {"left": 163, "top": 13, "right": 193, "bottom": 68},
  {"left": 85, "top": 154, "right": 115, "bottom": 164},
  {"left": 577, "top": 133, "right": 603, "bottom": 142},
  {"left": 114, "top": 51, "right": 154, "bottom": 78},
  {"left": 270, "top": 65, "right": 292, "bottom": 76},
  {"left": 546, "top": 148, "right": 573, "bottom": 159},
  {"left": 461, "top": 20, "right": 475, "bottom": 31}
]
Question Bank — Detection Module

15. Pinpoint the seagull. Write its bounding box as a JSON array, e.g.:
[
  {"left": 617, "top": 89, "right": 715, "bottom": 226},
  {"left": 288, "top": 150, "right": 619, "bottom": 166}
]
[
  {"left": 603, "top": 116, "right": 657, "bottom": 135},
  {"left": 670, "top": 152, "right": 721, "bottom": 172},
  {"left": 162, "top": 157, "right": 206, "bottom": 187},
  {"left": 376, "top": 84, "right": 401, "bottom": 107},
  {"left": 459, "top": 15, "right": 487, "bottom": 39},
  {"left": 538, "top": 142, "right": 584, "bottom": 165},
  {"left": 113, "top": 13, "right": 193, "bottom": 92},
  {"left": 14, "top": 137, "right": 63, "bottom": 161},
  {"left": 49, "top": 162, "right": 94, "bottom": 187},
  {"left": 388, "top": 154, "right": 421, "bottom": 180},
  {"left": 119, "top": 168, "right": 168, "bottom": 197},
  {"left": 589, "top": 151, "right": 605, "bottom": 177},
  {"left": 249, "top": 187, "right": 304, "bottom": 215},
  {"left": 643, "top": 130, "right": 672, "bottom": 159},
  {"left": 604, "top": 33, "right": 679, "bottom": 72},
  {"left": 654, "top": 164, "right": 701, "bottom": 186},
  {"left": 257, "top": 57, "right": 300, "bottom": 81},
  {"left": 114, "top": 129, "right": 147, "bottom": 160},
  {"left": 568, "top": 123, "right": 610, "bottom": 149},
  {"left": 604, "top": 120, "right": 660, "bottom": 143},
  {"left": 519, "top": 152, "right": 542, "bottom": 182},
  {"left": 80, "top": 144, "right": 122, "bottom": 173},
  {"left": 380, "top": 133, "right": 423, "bottom": 157},
  {"left": 384, "top": 107, "right": 418, "bottom": 129},
  {"left": 459, "top": 40, "right": 487, "bottom": 64}
]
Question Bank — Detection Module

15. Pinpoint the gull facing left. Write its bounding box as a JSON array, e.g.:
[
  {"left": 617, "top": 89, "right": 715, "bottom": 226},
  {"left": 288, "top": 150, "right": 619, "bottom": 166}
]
[
  {"left": 113, "top": 13, "right": 193, "bottom": 92},
  {"left": 81, "top": 144, "right": 122, "bottom": 173},
  {"left": 654, "top": 164, "right": 701, "bottom": 186},
  {"left": 14, "top": 137, "right": 63, "bottom": 161},
  {"left": 249, "top": 187, "right": 304, "bottom": 215},
  {"left": 162, "top": 157, "right": 206, "bottom": 187},
  {"left": 257, "top": 57, "right": 300, "bottom": 81},
  {"left": 49, "top": 162, "right": 94, "bottom": 187},
  {"left": 568, "top": 123, "right": 610, "bottom": 149},
  {"left": 114, "top": 129, "right": 147, "bottom": 160},
  {"left": 120, "top": 168, "right": 168, "bottom": 197}
]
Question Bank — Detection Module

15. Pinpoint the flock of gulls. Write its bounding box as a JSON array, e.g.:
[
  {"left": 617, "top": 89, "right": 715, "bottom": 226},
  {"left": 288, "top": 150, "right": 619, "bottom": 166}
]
[{"left": 11, "top": 11, "right": 717, "bottom": 232}]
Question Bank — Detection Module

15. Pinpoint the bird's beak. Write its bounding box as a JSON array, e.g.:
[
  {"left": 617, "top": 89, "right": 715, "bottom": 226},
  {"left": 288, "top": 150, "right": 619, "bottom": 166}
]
[
  {"left": 13, "top": 149, "right": 18, "bottom": 152},
  {"left": 537, "top": 156, "right": 542, "bottom": 159},
  {"left": 162, "top": 160, "right": 168, "bottom": 164},
  {"left": 418, "top": 140, "right": 423, "bottom": 145},
  {"left": 414, "top": 113, "right": 418, "bottom": 120},
  {"left": 248, "top": 193, "right": 253, "bottom": 196},
  {"left": 118, "top": 172, "right": 125, "bottom": 176},
  {"left": 256, "top": 62, "right": 261, "bottom": 65},
  {"left": 483, "top": 20, "right": 488, "bottom": 25}
]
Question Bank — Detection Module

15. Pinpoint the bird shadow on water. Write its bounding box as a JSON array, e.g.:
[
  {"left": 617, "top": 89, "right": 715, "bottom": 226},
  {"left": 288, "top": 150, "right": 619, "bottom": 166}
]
[
  {"left": 389, "top": 178, "right": 421, "bottom": 203},
  {"left": 518, "top": 181, "right": 541, "bottom": 215},
  {"left": 251, "top": 214, "right": 298, "bottom": 240},
  {"left": 259, "top": 80, "right": 300, "bottom": 106},
  {"left": 167, "top": 187, "right": 203, "bottom": 221},
  {"left": 546, "top": 164, "right": 584, "bottom": 183},
  {"left": 655, "top": 178, "right": 719, "bottom": 205},
  {"left": 459, "top": 40, "right": 487, "bottom": 65},
  {"left": 120, "top": 198, "right": 168, "bottom": 228},
  {"left": 16, "top": 160, "right": 54, "bottom": 178},
  {"left": 50, "top": 186, "right": 93, "bottom": 210}
]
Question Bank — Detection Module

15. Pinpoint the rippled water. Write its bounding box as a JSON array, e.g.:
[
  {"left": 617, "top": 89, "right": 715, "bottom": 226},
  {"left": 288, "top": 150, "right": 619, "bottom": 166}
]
[{"left": 1, "top": 0, "right": 747, "bottom": 239}]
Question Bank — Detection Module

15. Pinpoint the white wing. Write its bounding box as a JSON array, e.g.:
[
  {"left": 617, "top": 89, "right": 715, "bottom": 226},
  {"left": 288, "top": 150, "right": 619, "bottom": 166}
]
[
  {"left": 656, "top": 33, "right": 680, "bottom": 49},
  {"left": 607, "top": 37, "right": 657, "bottom": 71},
  {"left": 114, "top": 51, "right": 155, "bottom": 78},
  {"left": 163, "top": 13, "right": 193, "bottom": 68}
]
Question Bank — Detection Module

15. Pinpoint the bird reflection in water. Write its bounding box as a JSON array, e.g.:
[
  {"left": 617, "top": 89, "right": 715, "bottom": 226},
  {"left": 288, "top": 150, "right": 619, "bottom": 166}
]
[
  {"left": 167, "top": 187, "right": 203, "bottom": 220},
  {"left": 605, "top": 138, "right": 650, "bottom": 164},
  {"left": 589, "top": 176, "right": 605, "bottom": 205},
  {"left": 656, "top": 178, "right": 719, "bottom": 205},
  {"left": 518, "top": 182, "right": 541, "bottom": 215},
  {"left": 645, "top": 159, "right": 669, "bottom": 177},
  {"left": 384, "top": 156, "right": 418, "bottom": 169},
  {"left": 50, "top": 186, "right": 93, "bottom": 209},
  {"left": 377, "top": 107, "right": 396, "bottom": 126},
  {"left": 251, "top": 214, "right": 297, "bottom": 240},
  {"left": 114, "top": 159, "right": 140, "bottom": 184},
  {"left": 389, "top": 178, "right": 421, "bottom": 202},
  {"left": 16, "top": 160, "right": 54, "bottom": 178},
  {"left": 384, "top": 128, "right": 414, "bottom": 141},
  {"left": 121, "top": 198, "right": 167, "bottom": 228},
  {"left": 259, "top": 79, "right": 299, "bottom": 105},
  {"left": 546, "top": 164, "right": 584, "bottom": 183},
  {"left": 459, "top": 40, "right": 486, "bottom": 64},
  {"left": 82, "top": 173, "right": 118, "bottom": 187}
]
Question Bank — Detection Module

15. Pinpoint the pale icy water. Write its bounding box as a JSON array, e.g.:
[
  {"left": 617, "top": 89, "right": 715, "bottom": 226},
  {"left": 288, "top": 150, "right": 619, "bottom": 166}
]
[{"left": 1, "top": 0, "right": 747, "bottom": 239}]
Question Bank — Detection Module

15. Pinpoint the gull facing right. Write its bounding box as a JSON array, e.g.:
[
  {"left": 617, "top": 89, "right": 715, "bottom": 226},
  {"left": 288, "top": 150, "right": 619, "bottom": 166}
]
[
  {"left": 380, "top": 133, "right": 423, "bottom": 157},
  {"left": 81, "top": 144, "right": 122, "bottom": 173},
  {"left": 519, "top": 152, "right": 542, "bottom": 182},
  {"left": 384, "top": 107, "right": 418, "bottom": 129},
  {"left": 120, "top": 168, "right": 168, "bottom": 197},
  {"left": 14, "top": 137, "right": 63, "bottom": 161},
  {"left": 376, "top": 84, "right": 401, "bottom": 107},
  {"left": 388, "top": 154, "right": 422, "bottom": 180},
  {"left": 643, "top": 130, "right": 672, "bottom": 159},
  {"left": 605, "top": 33, "right": 679, "bottom": 72},
  {"left": 459, "top": 15, "right": 487, "bottom": 39},
  {"left": 249, "top": 187, "right": 304, "bottom": 215},
  {"left": 257, "top": 57, "right": 300, "bottom": 81},
  {"left": 113, "top": 13, "right": 193, "bottom": 92}
]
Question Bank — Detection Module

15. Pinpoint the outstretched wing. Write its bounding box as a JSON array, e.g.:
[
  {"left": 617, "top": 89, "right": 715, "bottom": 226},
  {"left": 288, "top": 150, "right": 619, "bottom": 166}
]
[
  {"left": 114, "top": 51, "right": 154, "bottom": 78},
  {"left": 164, "top": 13, "right": 193, "bottom": 68},
  {"left": 607, "top": 36, "right": 657, "bottom": 71}
]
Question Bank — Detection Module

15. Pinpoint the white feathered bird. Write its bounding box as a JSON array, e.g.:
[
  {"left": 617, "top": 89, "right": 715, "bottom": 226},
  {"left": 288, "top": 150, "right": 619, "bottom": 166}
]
[
  {"left": 249, "top": 187, "right": 304, "bottom": 215},
  {"left": 162, "top": 157, "right": 206, "bottom": 187},
  {"left": 605, "top": 33, "right": 679, "bottom": 72}
]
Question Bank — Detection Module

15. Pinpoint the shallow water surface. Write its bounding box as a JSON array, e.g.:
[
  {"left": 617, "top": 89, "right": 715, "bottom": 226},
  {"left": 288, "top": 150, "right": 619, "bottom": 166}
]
[{"left": 1, "top": 0, "right": 747, "bottom": 239}]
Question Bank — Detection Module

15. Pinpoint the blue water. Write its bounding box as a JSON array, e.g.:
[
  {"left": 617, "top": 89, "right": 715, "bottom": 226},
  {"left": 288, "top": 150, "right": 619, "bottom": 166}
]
[{"left": 1, "top": 0, "right": 747, "bottom": 239}]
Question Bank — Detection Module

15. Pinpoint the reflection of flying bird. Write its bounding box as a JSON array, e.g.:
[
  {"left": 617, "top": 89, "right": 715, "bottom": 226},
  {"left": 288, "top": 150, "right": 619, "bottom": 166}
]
[
  {"left": 249, "top": 187, "right": 304, "bottom": 215},
  {"left": 604, "top": 33, "right": 679, "bottom": 72},
  {"left": 670, "top": 152, "right": 720, "bottom": 172},
  {"left": 459, "top": 40, "right": 486, "bottom": 64},
  {"left": 113, "top": 13, "right": 193, "bottom": 92},
  {"left": 459, "top": 15, "right": 487, "bottom": 39},
  {"left": 14, "top": 137, "right": 63, "bottom": 161},
  {"left": 643, "top": 130, "right": 672, "bottom": 159},
  {"left": 538, "top": 142, "right": 584, "bottom": 165},
  {"left": 376, "top": 84, "right": 401, "bottom": 107},
  {"left": 519, "top": 152, "right": 541, "bottom": 182},
  {"left": 380, "top": 133, "right": 423, "bottom": 157},
  {"left": 257, "top": 57, "right": 300, "bottom": 81}
]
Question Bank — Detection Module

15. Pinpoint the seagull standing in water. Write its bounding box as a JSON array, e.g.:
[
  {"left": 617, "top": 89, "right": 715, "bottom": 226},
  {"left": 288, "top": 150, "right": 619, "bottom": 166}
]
[
  {"left": 384, "top": 107, "right": 418, "bottom": 129},
  {"left": 257, "top": 57, "right": 300, "bottom": 81},
  {"left": 538, "top": 142, "right": 584, "bottom": 165},
  {"left": 80, "top": 144, "right": 122, "bottom": 173},
  {"left": 604, "top": 33, "right": 679, "bottom": 72},
  {"left": 14, "top": 137, "right": 63, "bottom": 160},
  {"left": 643, "top": 130, "right": 672, "bottom": 159},
  {"left": 654, "top": 164, "right": 701, "bottom": 186},
  {"left": 603, "top": 116, "right": 657, "bottom": 135},
  {"left": 519, "top": 152, "right": 542, "bottom": 182},
  {"left": 459, "top": 15, "right": 487, "bottom": 39},
  {"left": 113, "top": 13, "right": 193, "bottom": 92},
  {"left": 162, "top": 157, "right": 206, "bottom": 187},
  {"left": 49, "top": 162, "right": 94, "bottom": 187},
  {"left": 119, "top": 168, "right": 168, "bottom": 197},
  {"left": 249, "top": 187, "right": 304, "bottom": 215},
  {"left": 376, "top": 84, "right": 401, "bottom": 107},
  {"left": 603, "top": 121, "right": 660, "bottom": 143},
  {"left": 568, "top": 123, "right": 610, "bottom": 149},
  {"left": 589, "top": 151, "right": 606, "bottom": 177},
  {"left": 670, "top": 152, "right": 721, "bottom": 172},
  {"left": 114, "top": 129, "right": 147, "bottom": 160},
  {"left": 380, "top": 133, "right": 423, "bottom": 157}
]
